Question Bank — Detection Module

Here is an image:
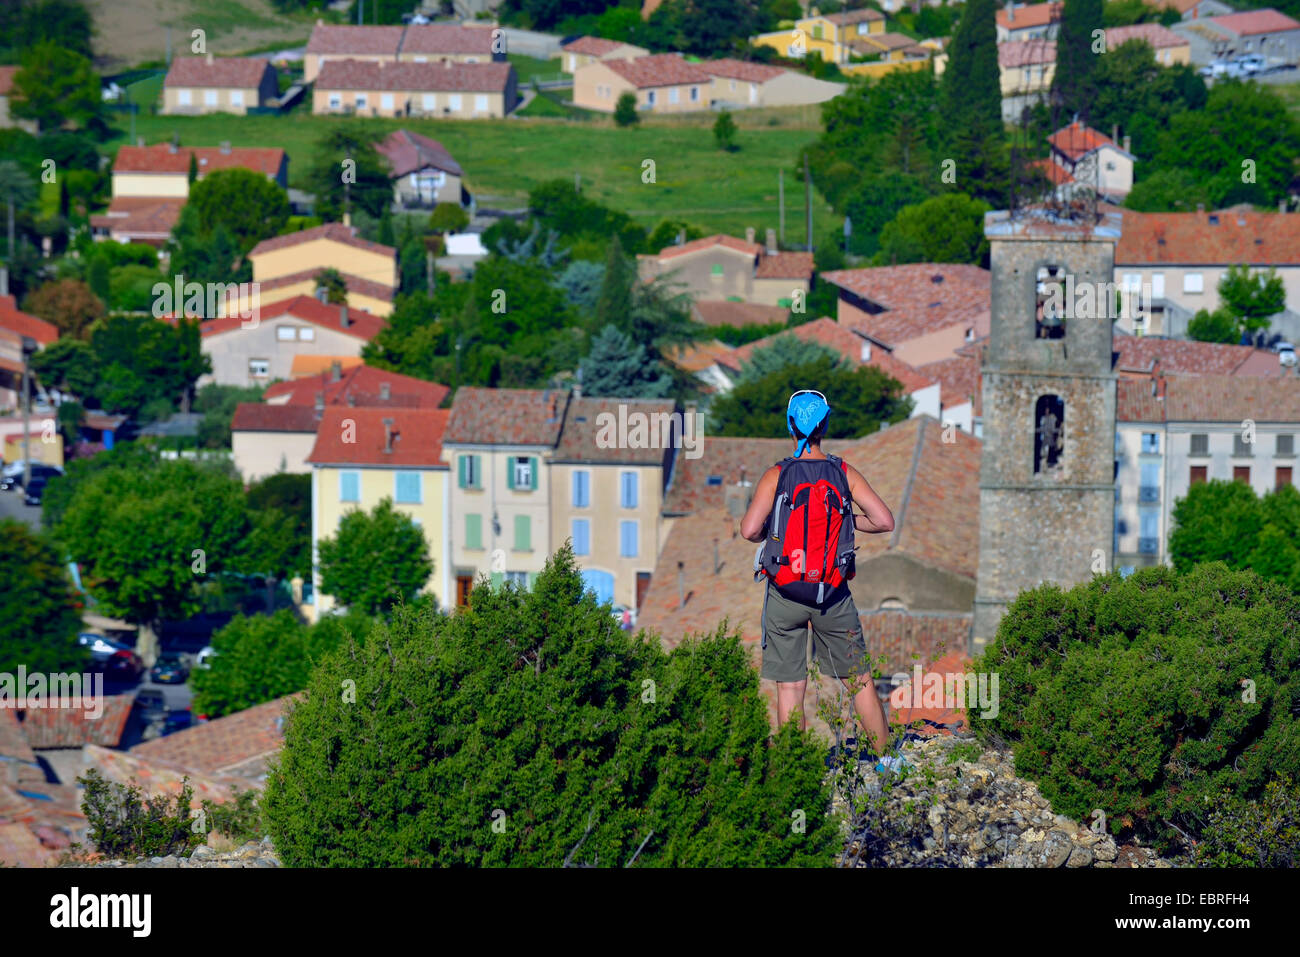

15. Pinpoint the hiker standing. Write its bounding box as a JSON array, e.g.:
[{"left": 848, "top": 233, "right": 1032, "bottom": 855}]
[{"left": 740, "top": 390, "right": 894, "bottom": 755}]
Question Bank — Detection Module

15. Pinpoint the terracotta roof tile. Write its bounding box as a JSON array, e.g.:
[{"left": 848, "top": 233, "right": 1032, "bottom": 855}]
[
  {"left": 691, "top": 300, "right": 789, "bottom": 327},
  {"left": 861, "top": 32, "right": 926, "bottom": 52},
  {"left": 263, "top": 363, "right": 449, "bottom": 409},
  {"left": 88, "top": 197, "right": 185, "bottom": 240},
  {"left": 306, "top": 23, "right": 405, "bottom": 55},
  {"left": 653, "top": 233, "right": 763, "bottom": 262},
  {"left": 824, "top": 8, "right": 885, "bottom": 25},
  {"left": 1031, "top": 157, "right": 1074, "bottom": 185},
  {"left": 666, "top": 339, "right": 738, "bottom": 373},
  {"left": 1112, "top": 331, "right": 1265, "bottom": 376},
  {"left": 696, "top": 58, "right": 785, "bottom": 83},
  {"left": 552, "top": 396, "right": 680, "bottom": 464},
  {"left": 918, "top": 354, "right": 983, "bottom": 416},
  {"left": 230, "top": 403, "right": 320, "bottom": 432},
  {"left": 821, "top": 264, "right": 991, "bottom": 348},
  {"left": 112, "top": 143, "right": 287, "bottom": 177},
  {"left": 400, "top": 23, "right": 496, "bottom": 55},
  {"left": 1209, "top": 9, "right": 1300, "bottom": 35},
  {"left": 662, "top": 436, "right": 790, "bottom": 515},
  {"left": 1114, "top": 207, "right": 1300, "bottom": 266},
  {"left": 0, "top": 822, "right": 55, "bottom": 868},
  {"left": 996, "top": 2, "right": 1063, "bottom": 31},
  {"left": 444, "top": 387, "right": 569, "bottom": 446},
  {"left": 200, "top": 295, "right": 386, "bottom": 341},
  {"left": 0, "top": 295, "right": 59, "bottom": 346},
  {"left": 132, "top": 694, "right": 299, "bottom": 777},
  {"left": 1117, "top": 378, "right": 1165, "bottom": 422},
  {"left": 374, "top": 128, "right": 463, "bottom": 178},
  {"left": 601, "top": 53, "right": 713, "bottom": 88},
  {"left": 755, "top": 250, "right": 814, "bottom": 280},
  {"left": 998, "top": 38, "right": 1056, "bottom": 68},
  {"left": 864, "top": 612, "right": 973, "bottom": 676},
  {"left": 249, "top": 222, "right": 395, "bottom": 259},
  {"left": 17, "top": 694, "right": 134, "bottom": 749},
  {"left": 1049, "top": 120, "right": 1121, "bottom": 162},
  {"left": 1105, "top": 23, "right": 1187, "bottom": 50},
  {"left": 164, "top": 55, "right": 273, "bottom": 89},
  {"left": 255, "top": 268, "right": 395, "bottom": 302},
  {"left": 307, "top": 406, "right": 449, "bottom": 466},
  {"left": 315, "top": 58, "right": 513, "bottom": 93},
  {"left": 1163, "top": 374, "right": 1300, "bottom": 422},
  {"left": 562, "top": 36, "right": 624, "bottom": 56}
]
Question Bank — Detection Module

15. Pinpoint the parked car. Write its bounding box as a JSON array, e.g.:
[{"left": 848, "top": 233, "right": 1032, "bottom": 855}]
[
  {"left": 1235, "top": 53, "right": 1267, "bottom": 74},
  {"left": 195, "top": 645, "right": 218, "bottom": 670},
  {"left": 104, "top": 648, "right": 145, "bottom": 682},
  {"left": 23, "top": 476, "right": 48, "bottom": 506},
  {"left": 134, "top": 689, "right": 166, "bottom": 720},
  {"left": 149, "top": 655, "right": 189, "bottom": 685},
  {"left": 163, "top": 710, "right": 193, "bottom": 736},
  {"left": 0, "top": 462, "right": 62, "bottom": 491},
  {"left": 78, "top": 632, "right": 133, "bottom": 664}
]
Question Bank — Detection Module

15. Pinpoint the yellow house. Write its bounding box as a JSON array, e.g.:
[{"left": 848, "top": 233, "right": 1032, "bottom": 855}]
[
  {"left": 752, "top": 8, "right": 885, "bottom": 64},
  {"left": 161, "top": 54, "right": 278, "bottom": 115},
  {"left": 572, "top": 54, "right": 714, "bottom": 114},
  {"left": 559, "top": 35, "right": 649, "bottom": 73},
  {"left": 441, "top": 387, "right": 569, "bottom": 607},
  {"left": 840, "top": 31, "right": 934, "bottom": 77},
  {"left": 549, "top": 397, "right": 675, "bottom": 614},
  {"left": 307, "top": 406, "right": 452, "bottom": 618},
  {"left": 1104, "top": 23, "right": 1192, "bottom": 65},
  {"left": 247, "top": 223, "right": 398, "bottom": 316},
  {"left": 311, "top": 60, "right": 518, "bottom": 119},
  {"left": 936, "top": 39, "right": 1056, "bottom": 121}
]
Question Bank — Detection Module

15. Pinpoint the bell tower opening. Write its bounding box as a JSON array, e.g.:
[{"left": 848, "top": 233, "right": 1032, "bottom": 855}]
[
  {"left": 1036, "top": 265, "right": 1066, "bottom": 339},
  {"left": 1034, "top": 394, "right": 1065, "bottom": 473}
]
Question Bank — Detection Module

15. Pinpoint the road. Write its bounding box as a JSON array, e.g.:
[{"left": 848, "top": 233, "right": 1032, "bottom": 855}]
[{"left": 0, "top": 486, "right": 42, "bottom": 531}]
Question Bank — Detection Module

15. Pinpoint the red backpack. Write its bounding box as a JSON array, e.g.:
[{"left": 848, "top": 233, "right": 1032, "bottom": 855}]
[{"left": 757, "top": 455, "right": 856, "bottom": 604}]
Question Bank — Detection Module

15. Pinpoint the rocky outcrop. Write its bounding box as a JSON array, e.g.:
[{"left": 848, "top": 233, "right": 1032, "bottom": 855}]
[{"left": 80, "top": 838, "right": 280, "bottom": 869}]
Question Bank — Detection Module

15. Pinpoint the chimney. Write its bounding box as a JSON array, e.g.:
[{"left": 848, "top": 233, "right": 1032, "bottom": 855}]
[
  {"left": 315, "top": 285, "right": 327, "bottom": 303},
  {"left": 314, "top": 391, "right": 324, "bottom": 416},
  {"left": 765, "top": 228, "right": 777, "bottom": 255},
  {"left": 1008, "top": 2, "right": 1015, "bottom": 23},
  {"left": 168, "top": 141, "right": 178, "bottom": 154},
  {"left": 677, "top": 560, "right": 685, "bottom": 607},
  {"left": 724, "top": 480, "right": 752, "bottom": 518},
  {"left": 745, "top": 226, "right": 755, "bottom": 245},
  {"left": 1196, "top": 203, "right": 1205, "bottom": 214},
  {"left": 1111, "top": 123, "right": 1118, "bottom": 144},
  {"left": 445, "top": 58, "right": 452, "bottom": 69},
  {"left": 549, "top": 393, "right": 558, "bottom": 420},
  {"left": 219, "top": 140, "right": 231, "bottom": 154},
  {"left": 1123, "top": 134, "right": 1131, "bottom": 154},
  {"left": 676, "top": 228, "right": 685, "bottom": 245},
  {"left": 379, "top": 381, "right": 391, "bottom": 401},
  {"left": 330, "top": 360, "right": 342, "bottom": 382},
  {"left": 383, "top": 416, "right": 395, "bottom": 454},
  {"left": 136, "top": 136, "right": 144, "bottom": 147},
  {"left": 340, "top": 305, "right": 349, "bottom": 328},
  {"left": 0, "top": 267, "right": 7, "bottom": 298},
  {"left": 206, "top": 52, "right": 214, "bottom": 66},
  {"left": 713, "top": 537, "right": 720, "bottom": 574}
]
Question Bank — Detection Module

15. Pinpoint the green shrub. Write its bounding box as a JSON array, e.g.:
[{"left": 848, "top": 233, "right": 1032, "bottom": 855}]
[
  {"left": 78, "top": 768, "right": 203, "bottom": 859},
  {"left": 200, "top": 787, "right": 265, "bottom": 845},
  {"left": 263, "top": 546, "right": 839, "bottom": 866},
  {"left": 974, "top": 562, "right": 1300, "bottom": 852},
  {"left": 1195, "top": 774, "right": 1300, "bottom": 868}
]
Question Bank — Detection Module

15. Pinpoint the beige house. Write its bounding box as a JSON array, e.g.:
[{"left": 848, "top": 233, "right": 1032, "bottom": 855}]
[
  {"left": 696, "top": 58, "right": 846, "bottom": 108},
  {"left": 1105, "top": 22, "right": 1192, "bottom": 65},
  {"left": 752, "top": 8, "right": 886, "bottom": 63},
  {"left": 199, "top": 295, "right": 387, "bottom": 388},
  {"left": 636, "top": 229, "right": 813, "bottom": 308},
  {"left": 230, "top": 403, "right": 321, "bottom": 482},
  {"left": 1047, "top": 120, "right": 1134, "bottom": 203},
  {"left": 0, "top": 66, "right": 36, "bottom": 133},
  {"left": 550, "top": 397, "right": 674, "bottom": 613},
  {"left": 996, "top": 2, "right": 1063, "bottom": 42},
  {"left": 397, "top": 22, "right": 501, "bottom": 63},
  {"left": 441, "top": 388, "right": 569, "bottom": 607},
  {"left": 312, "top": 59, "right": 517, "bottom": 118},
  {"left": 374, "top": 128, "right": 467, "bottom": 208},
  {"left": 559, "top": 35, "right": 649, "bottom": 73},
  {"left": 247, "top": 223, "right": 398, "bottom": 315},
  {"left": 162, "top": 54, "right": 278, "bottom": 115},
  {"left": 303, "top": 22, "right": 405, "bottom": 83},
  {"left": 573, "top": 53, "right": 713, "bottom": 114}
]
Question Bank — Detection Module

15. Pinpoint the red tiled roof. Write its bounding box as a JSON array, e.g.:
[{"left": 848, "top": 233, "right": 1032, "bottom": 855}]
[
  {"left": 0, "top": 822, "right": 56, "bottom": 868},
  {"left": 1031, "top": 157, "right": 1074, "bottom": 186},
  {"left": 315, "top": 58, "right": 513, "bottom": 93},
  {"left": 552, "top": 396, "right": 679, "bottom": 464},
  {"left": 1112, "top": 331, "right": 1265, "bottom": 376},
  {"left": 400, "top": 23, "right": 496, "bottom": 55},
  {"left": 17, "top": 695, "right": 134, "bottom": 749},
  {"left": 132, "top": 694, "right": 298, "bottom": 777},
  {"left": 998, "top": 38, "right": 1056, "bottom": 68},
  {"left": 201, "top": 295, "right": 386, "bottom": 341},
  {"left": 1163, "top": 374, "right": 1300, "bottom": 422},
  {"left": 824, "top": 8, "right": 885, "bottom": 25},
  {"left": 306, "top": 406, "right": 450, "bottom": 467},
  {"left": 444, "top": 387, "right": 569, "bottom": 446},
  {"left": 164, "top": 55, "right": 272, "bottom": 89},
  {"left": 263, "top": 363, "right": 449, "bottom": 409},
  {"left": 662, "top": 436, "right": 790, "bottom": 515},
  {"left": 0, "top": 65, "right": 16, "bottom": 96},
  {"left": 666, "top": 339, "right": 738, "bottom": 373},
  {"left": 697, "top": 58, "right": 784, "bottom": 83},
  {"left": 652, "top": 233, "right": 763, "bottom": 262},
  {"left": 112, "top": 144, "right": 286, "bottom": 178},
  {"left": 601, "top": 53, "right": 713, "bottom": 88},
  {"left": 862, "top": 32, "right": 925, "bottom": 52},
  {"left": 374, "top": 128, "right": 463, "bottom": 178},
  {"left": 230, "top": 402, "right": 320, "bottom": 433},
  {"left": 1117, "top": 378, "right": 1165, "bottom": 422},
  {"left": 1105, "top": 23, "right": 1187, "bottom": 50},
  {"left": 249, "top": 222, "right": 396, "bottom": 259},
  {"left": 306, "top": 23, "right": 405, "bottom": 56},
  {"left": 821, "top": 264, "right": 991, "bottom": 348},
  {"left": 1209, "top": 9, "right": 1300, "bottom": 36},
  {"left": 255, "top": 268, "right": 395, "bottom": 302},
  {"left": 561, "top": 35, "right": 624, "bottom": 56},
  {"left": 88, "top": 197, "right": 185, "bottom": 240},
  {"left": 918, "top": 354, "right": 983, "bottom": 416},
  {"left": 755, "top": 250, "right": 814, "bottom": 280},
  {"left": 1114, "top": 207, "right": 1300, "bottom": 265},
  {"left": 1049, "top": 120, "right": 1121, "bottom": 162},
  {"left": 996, "top": 2, "right": 1063, "bottom": 31},
  {"left": 0, "top": 295, "right": 59, "bottom": 346},
  {"left": 691, "top": 300, "right": 789, "bottom": 328},
  {"left": 865, "top": 614, "right": 973, "bottom": 677}
]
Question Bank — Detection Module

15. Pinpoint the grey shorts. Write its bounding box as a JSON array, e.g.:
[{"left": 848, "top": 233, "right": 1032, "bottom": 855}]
[{"left": 760, "top": 582, "right": 870, "bottom": 684}]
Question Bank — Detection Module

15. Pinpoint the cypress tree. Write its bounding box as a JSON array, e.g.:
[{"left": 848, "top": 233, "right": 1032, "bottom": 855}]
[
  {"left": 187, "top": 151, "right": 199, "bottom": 185},
  {"left": 593, "top": 235, "right": 634, "bottom": 332},
  {"left": 942, "top": 0, "right": 1002, "bottom": 139},
  {"left": 1052, "top": 0, "right": 1105, "bottom": 124}
]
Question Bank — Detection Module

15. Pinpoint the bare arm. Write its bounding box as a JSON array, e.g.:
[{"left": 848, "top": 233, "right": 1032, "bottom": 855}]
[
  {"left": 845, "top": 464, "right": 894, "bottom": 534},
  {"left": 739, "top": 465, "right": 781, "bottom": 542}
]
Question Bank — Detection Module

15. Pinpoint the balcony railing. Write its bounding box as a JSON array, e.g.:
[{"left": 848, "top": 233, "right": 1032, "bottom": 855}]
[
  {"left": 1138, "top": 485, "right": 1160, "bottom": 503},
  {"left": 1138, "top": 537, "right": 1159, "bottom": 555}
]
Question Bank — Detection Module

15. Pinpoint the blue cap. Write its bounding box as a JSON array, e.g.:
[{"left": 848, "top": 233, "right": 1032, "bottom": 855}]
[{"left": 787, "top": 390, "right": 830, "bottom": 457}]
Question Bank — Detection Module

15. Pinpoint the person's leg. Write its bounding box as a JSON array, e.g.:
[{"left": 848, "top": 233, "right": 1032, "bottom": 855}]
[
  {"left": 812, "top": 588, "right": 889, "bottom": 754},
  {"left": 776, "top": 680, "right": 808, "bottom": 731},
  {"left": 761, "top": 584, "right": 812, "bottom": 730}
]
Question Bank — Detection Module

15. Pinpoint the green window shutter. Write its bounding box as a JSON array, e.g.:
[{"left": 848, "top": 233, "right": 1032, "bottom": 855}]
[
  {"left": 465, "top": 513, "right": 482, "bottom": 549},
  {"left": 515, "top": 514, "right": 531, "bottom": 551},
  {"left": 473, "top": 454, "right": 483, "bottom": 489},
  {"left": 529, "top": 456, "right": 538, "bottom": 491},
  {"left": 458, "top": 455, "right": 467, "bottom": 489},
  {"left": 525, "top": 572, "right": 536, "bottom": 591},
  {"left": 490, "top": 570, "right": 504, "bottom": 589},
  {"left": 506, "top": 457, "right": 515, "bottom": 490}
]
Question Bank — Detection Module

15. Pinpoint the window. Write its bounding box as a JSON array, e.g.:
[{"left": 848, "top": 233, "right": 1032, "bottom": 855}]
[
  {"left": 458, "top": 454, "right": 482, "bottom": 490},
  {"left": 572, "top": 518, "right": 591, "bottom": 556},
  {"left": 1151, "top": 273, "right": 1165, "bottom": 299},
  {"left": 414, "top": 56, "right": 428, "bottom": 63},
  {"left": 204, "top": 90, "right": 217, "bottom": 106},
  {"left": 505, "top": 571, "right": 528, "bottom": 588},
  {"left": 465, "top": 513, "right": 483, "bottom": 549},
  {"left": 1035, "top": 265, "right": 1066, "bottom": 339},
  {"left": 1190, "top": 465, "right": 1208, "bottom": 485},
  {"left": 381, "top": 93, "right": 394, "bottom": 111},
  {"left": 1184, "top": 273, "right": 1204, "bottom": 294},
  {"left": 1233, "top": 465, "right": 1251, "bottom": 483},
  {"left": 1140, "top": 463, "right": 1160, "bottom": 502},
  {"left": 1105, "top": 161, "right": 1116, "bottom": 171},
  {"left": 1278, "top": 434, "right": 1294, "bottom": 456},
  {"left": 299, "top": 326, "right": 315, "bottom": 341},
  {"left": 1278, "top": 466, "right": 1293, "bottom": 489},
  {"left": 1138, "top": 510, "right": 1159, "bottom": 554},
  {"left": 422, "top": 94, "right": 435, "bottom": 111},
  {"left": 178, "top": 89, "right": 192, "bottom": 106},
  {"left": 448, "top": 94, "right": 462, "bottom": 111},
  {"left": 474, "top": 94, "right": 488, "bottom": 112},
  {"left": 1189, "top": 433, "right": 1208, "bottom": 456},
  {"left": 509, "top": 456, "right": 535, "bottom": 490},
  {"left": 1123, "top": 273, "right": 1142, "bottom": 294},
  {"left": 647, "top": 90, "right": 656, "bottom": 106},
  {"left": 1140, "top": 432, "right": 1159, "bottom": 454},
  {"left": 339, "top": 471, "right": 360, "bottom": 503},
  {"left": 277, "top": 325, "right": 296, "bottom": 341},
  {"left": 395, "top": 471, "right": 421, "bottom": 504},
  {"left": 249, "top": 359, "right": 269, "bottom": 379},
  {"left": 514, "top": 514, "right": 531, "bottom": 551},
  {"left": 355, "top": 94, "right": 367, "bottom": 109},
  {"left": 620, "top": 471, "right": 638, "bottom": 508},
  {"left": 568, "top": 54, "right": 576, "bottom": 70},
  {"left": 619, "top": 520, "right": 638, "bottom": 558},
  {"left": 1033, "top": 394, "right": 1065, "bottom": 473},
  {"left": 711, "top": 263, "right": 724, "bottom": 276},
  {"left": 230, "top": 90, "right": 243, "bottom": 108},
  {"left": 572, "top": 470, "right": 590, "bottom": 508},
  {"left": 329, "top": 93, "right": 341, "bottom": 109},
  {"left": 689, "top": 86, "right": 699, "bottom": 102},
  {"left": 1233, "top": 434, "right": 1254, "bottom": 457},
  {"left": 669, "top": 87, "right": 679, "bottom": 104}
]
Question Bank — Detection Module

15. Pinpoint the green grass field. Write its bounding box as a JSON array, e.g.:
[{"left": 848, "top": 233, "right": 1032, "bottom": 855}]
[{"left": 103, "top": 105, "right": 835, "bottom": 240}]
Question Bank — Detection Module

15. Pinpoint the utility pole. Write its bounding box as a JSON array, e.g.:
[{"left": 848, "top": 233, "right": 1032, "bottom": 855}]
[
  {"left": 778, "top": 168, "right": 784, "bottom": 245},
  {"left": 803, "top": 153, "right": 812, "bottom": 253}
]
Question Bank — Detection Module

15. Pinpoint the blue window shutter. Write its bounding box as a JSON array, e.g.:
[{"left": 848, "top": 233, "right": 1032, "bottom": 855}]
[
  {"left": 458, "top": 455, "right": 467, "bottom": 489},
  {"left": 620, "top": 521, "right": 638, "bottom": 557},
  {"left": 340, "top": 471, "right": 358, "bottom": 502},
  {"left": 573, "top": 519, "right": 590, "bottom": 556},
  {"left": 529, "top": 457, "right": 539, "bottom": 491}
]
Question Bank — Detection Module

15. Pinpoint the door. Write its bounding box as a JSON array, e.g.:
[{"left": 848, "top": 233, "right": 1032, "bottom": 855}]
[
  {"left": 636, "top": 571, "right": 652, "bottom": 612},
  {"left": 456, "top": 575, "right": 474, "bottom": 608},
  {"left": 581, "top": 569, "right": 615, "bottom": 605}
]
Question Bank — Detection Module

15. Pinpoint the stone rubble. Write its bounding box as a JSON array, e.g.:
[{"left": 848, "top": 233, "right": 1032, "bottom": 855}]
[{"left": 79, "top": 836, "right": 281, "bottom": 869}]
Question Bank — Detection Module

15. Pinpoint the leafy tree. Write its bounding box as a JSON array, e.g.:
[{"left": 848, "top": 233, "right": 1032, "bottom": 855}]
[
  {"left": 317, "top": 498, "right": 433, "bottom": 616},
  {"left": 1102, "top": 0, "right": 1161, "bottom": 26},
  {"left": 21, "top": 278, "right": 104, "bottom": 339},
  {"left": 528, "top": 179, "right": 647, "bottom": 251},
  {"left": 30, "top": 337, "right": 97, "bottom": 399},
  {"left": 1219, "top": 265, "right": 1285, "bottom": 340},
  {"left": 56, "top": 398, "right": 83, "bottom": 446},
  {"left": 711, "top": 354, "right": 912, "bottom": 438},
  {"left": 188, "top": 152, "right": 199, "bottom": 185},
  {"left": 875, "top": 193, "right": 991, "bottom": 267},
  {"left": 734, "top": 335, "right": 846, "bottom": 387},
  {"left": 40, "top": 440, "right": 156, "bottom": 531},
  {"left": 645, "top": 218, "right": 704, "bottom": 252},
  {"left": 194, "top": 382, "right": 263, "bottom": 449},
  {"left": 241, "top": 472, "right": 312, "bottom": 583},
  {"left": 1168, "top": 478, "right": 1264, "bottom": 573},
  {"left": 0, "top": 0, "right": 94, "bottom": 59},
  {"left": 579, "top": 324, "right": 673, "bottom": 398},
  {"left": 1089, "top": 41, "right": 1206, "bottom": 165},
  {"left": 86, "top": 252, "right": 110, "bottom": 305},
  {"left": 0, "top": 518, "right": 86, "bottom": 675},
  {"left": 553, "top": 259, "right": 605, "bottom": 313},
  {"left": 714, "top": 110, "right": 738, "bottom": 151},
  {"left": 651, "top": 0, "right": 761, "bottom": 56},
  {"left": 185, "top": 168, "right": 291, "bottom": 256},
  {"left": 1052, "top": 0, "right": 1105, "bottom": 122},
  {"left": 166, "top": 207, "right": 247, "bottom": 289},
  {"left": 316, "top": 267, "right": 348, "bottom": 305},
  {"left": 305, "top": 125, "right": 393, "bottom": 221},
  {"left": 78, "top": 769, "right": 202, "bottom": 860},
  {"left": 594, "top": 233, "right": 635, "bottom": 330},
  {"left": 843, "top": 174, "right": 930, "bottom": 258},
  {"left": 83, "top": 314, "right": 209, "bottom": 415},
  {"left": 0, "top": 159, "right": 37, "bottom": 265},
  {"left": 262, "top": 546, "right": 840, "bottom": 866},
  {"left": 614, "top": 90, "right": 639, "bottom": 127},
  {"left": 10, "top": 41, "right": 103, "bottom": 132},
  {"left": 1124, "top": 167, "right": 1209, "bottom": 213},
  {"left": 429, "top": 202, "right": 469, "bottom": 234},
  {"left": 1186, "top": 307, "right": 1240, "bottom": 344}
]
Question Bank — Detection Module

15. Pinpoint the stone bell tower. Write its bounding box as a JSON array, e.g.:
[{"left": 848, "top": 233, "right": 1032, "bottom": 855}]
[{"left": 971, "top": 208, "right": 1122, "bottom": 651}]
